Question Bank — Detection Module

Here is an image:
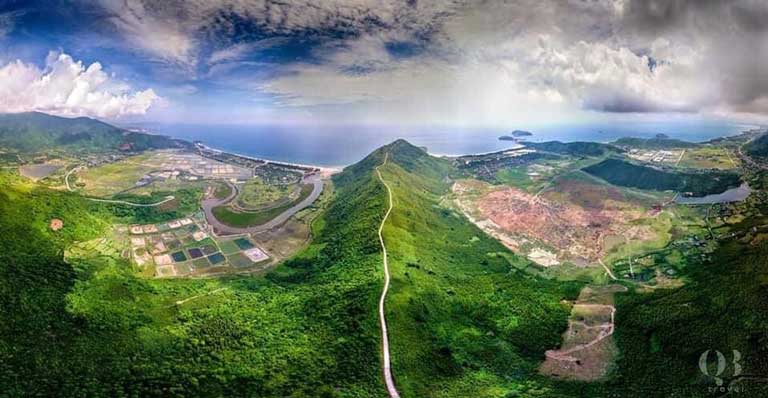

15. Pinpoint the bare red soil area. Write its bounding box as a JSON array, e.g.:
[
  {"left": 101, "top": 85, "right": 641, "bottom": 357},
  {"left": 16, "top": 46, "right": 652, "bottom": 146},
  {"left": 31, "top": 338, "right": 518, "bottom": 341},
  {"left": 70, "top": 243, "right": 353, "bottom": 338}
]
[{"left": 474, "top": 180, "right": 650, "bottom": 263}]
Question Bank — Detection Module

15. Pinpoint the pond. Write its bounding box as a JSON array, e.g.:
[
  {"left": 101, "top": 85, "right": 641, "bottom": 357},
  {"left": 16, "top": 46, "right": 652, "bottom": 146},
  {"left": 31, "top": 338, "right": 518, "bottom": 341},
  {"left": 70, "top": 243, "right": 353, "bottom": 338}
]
[
  {"left": 19, "top": 163, "right": 62, "bottom": 180},
  {"left": 676, "top": 182, "right": 752, "bottom": 205}
]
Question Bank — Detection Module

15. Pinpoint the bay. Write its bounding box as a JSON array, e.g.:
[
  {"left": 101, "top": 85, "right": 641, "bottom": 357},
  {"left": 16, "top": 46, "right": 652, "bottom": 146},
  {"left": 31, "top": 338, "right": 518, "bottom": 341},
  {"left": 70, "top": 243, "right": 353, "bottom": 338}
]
[{"left": 136, "top": 121, "right": 754, "bottom": 167}]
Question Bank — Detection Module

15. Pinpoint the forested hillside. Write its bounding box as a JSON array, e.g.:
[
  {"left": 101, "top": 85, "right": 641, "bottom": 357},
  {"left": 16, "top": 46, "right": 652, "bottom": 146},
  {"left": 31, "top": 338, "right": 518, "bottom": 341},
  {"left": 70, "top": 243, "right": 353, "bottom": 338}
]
[
  {"left": 3, "top": 139, "right": 767, "bottom": 397},
  {"left": 0, "top": 112, "right": 188, "bottom": 153},
  {"left": 378, "top": 140, "right": 581, "bottom": 397},
  {"left": 0, "top": 155, "right": 388, "bottom": 396},
  {"left": 746, "top": 132, "right": 768, "bottom": 159},
  {"left": 583, "top": 158, "right": 741, "bottom": 196}
]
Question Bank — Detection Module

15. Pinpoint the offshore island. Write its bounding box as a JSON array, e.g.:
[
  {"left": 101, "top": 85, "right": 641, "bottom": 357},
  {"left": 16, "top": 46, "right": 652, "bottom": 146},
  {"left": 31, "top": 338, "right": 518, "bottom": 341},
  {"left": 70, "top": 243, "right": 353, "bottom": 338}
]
[{"left": 499, "top": 129, "right": 534, "bottom": 141}]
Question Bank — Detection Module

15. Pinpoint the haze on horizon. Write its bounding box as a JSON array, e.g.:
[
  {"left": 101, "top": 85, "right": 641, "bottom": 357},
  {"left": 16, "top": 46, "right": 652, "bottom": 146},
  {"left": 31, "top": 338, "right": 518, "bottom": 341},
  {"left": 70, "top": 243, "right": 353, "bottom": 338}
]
[{"left": 0, "top": 0, "right": 767, "bottom": 128}]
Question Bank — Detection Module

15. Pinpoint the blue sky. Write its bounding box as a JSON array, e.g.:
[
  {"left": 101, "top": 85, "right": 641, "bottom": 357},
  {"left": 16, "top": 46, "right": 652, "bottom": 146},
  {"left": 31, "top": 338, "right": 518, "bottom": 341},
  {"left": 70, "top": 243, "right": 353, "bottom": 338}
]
[{"left": 0, "top": 1, "right": 766, "bottom": 127}]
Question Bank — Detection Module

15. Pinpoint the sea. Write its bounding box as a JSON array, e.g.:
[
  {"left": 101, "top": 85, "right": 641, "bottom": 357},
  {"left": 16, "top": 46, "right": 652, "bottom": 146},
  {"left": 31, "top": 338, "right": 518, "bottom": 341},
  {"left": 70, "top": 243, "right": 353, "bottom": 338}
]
[{"left": 136, "top": 121, "right": 758, "bottom": 167}]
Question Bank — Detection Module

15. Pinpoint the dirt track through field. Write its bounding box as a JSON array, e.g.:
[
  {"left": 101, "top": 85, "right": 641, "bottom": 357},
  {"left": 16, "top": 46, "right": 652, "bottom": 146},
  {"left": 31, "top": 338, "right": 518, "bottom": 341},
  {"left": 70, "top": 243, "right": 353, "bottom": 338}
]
[{"left": 375, "top": 152, "right": 400, "bottom": 398}]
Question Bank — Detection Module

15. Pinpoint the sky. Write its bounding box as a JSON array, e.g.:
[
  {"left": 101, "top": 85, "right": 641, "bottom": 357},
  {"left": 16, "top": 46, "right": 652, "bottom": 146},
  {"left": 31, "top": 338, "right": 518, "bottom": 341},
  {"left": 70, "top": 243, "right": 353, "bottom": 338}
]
[{"left": 0, "top": 0, "right": 766, "bottom": 127}]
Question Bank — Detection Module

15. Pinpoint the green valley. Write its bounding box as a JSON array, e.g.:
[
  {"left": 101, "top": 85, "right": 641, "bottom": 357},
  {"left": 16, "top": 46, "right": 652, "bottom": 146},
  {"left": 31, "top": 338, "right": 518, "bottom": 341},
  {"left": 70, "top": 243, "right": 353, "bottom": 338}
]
[{"left": 2, "top": 113, "right": 768, "bottom": 397}]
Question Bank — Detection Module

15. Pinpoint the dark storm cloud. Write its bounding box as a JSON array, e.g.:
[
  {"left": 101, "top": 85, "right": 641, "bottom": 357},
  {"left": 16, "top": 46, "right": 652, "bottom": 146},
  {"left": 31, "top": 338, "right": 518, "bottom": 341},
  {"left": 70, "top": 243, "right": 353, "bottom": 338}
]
[
  {"left": 625, "top": 0, "right": 768, "bottom": 34},
  {"left": 622, "top": 0, "right": 768, "bottom": 113},
  {"left": 81, "top": 0, "right": 465, "bottom": 63},
  {"left": 582, "top": 92, "right": 696, "bottom": 114},
  {"left": 624, "top": 0, "right": 725, "bottom": 32}
]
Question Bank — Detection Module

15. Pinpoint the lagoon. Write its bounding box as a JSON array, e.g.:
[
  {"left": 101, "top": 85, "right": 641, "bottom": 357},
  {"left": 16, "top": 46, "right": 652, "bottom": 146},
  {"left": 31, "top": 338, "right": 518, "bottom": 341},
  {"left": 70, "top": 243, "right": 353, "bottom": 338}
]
[{"left": 676, "top": 183, "right": 752, "bottom": 205}]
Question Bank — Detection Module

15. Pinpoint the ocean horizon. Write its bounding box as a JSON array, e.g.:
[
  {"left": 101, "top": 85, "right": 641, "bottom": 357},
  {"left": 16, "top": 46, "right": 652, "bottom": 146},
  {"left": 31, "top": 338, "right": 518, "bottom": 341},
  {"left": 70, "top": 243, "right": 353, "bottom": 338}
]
[{"left": 134, "top": 121, "right": 757, "bottom": 167}]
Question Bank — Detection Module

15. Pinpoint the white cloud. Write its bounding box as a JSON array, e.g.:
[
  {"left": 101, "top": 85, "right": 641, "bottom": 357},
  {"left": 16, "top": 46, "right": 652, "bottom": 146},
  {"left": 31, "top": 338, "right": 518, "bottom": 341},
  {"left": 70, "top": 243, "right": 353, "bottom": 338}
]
[
  {"left": 209, "top": 43, "right": 253, "bottom": 65},
  {"left": 95, "top": 0, "right": 195, "bottom": 65},
  {"left": 256, "top": 0, "right": 768, "bottom": 125},
  {"left": 260, "top": 37, "right": 575, "bottom": 126},
  {"left": 77, "top": 0, "right": 768, "bottom": 124},
  {"left": 0, "top": 51, "right": 159, "bottom": 118}
]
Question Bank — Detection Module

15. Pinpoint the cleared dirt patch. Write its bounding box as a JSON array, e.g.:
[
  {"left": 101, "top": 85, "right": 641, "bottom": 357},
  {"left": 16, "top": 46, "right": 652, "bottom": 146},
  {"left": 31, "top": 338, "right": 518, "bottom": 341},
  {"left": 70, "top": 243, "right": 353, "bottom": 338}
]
[
  {"left": 540, "top": 284, "right": 627, "bottom": 381},
  {"left": 454, "top": 177, "right": 657, "bottom": 265},
  {"left": 49, "top": 218, "right": 63, "bottom": 231},
  {"left": 251, "top": 219, "right": 310, "bottom": 264}
]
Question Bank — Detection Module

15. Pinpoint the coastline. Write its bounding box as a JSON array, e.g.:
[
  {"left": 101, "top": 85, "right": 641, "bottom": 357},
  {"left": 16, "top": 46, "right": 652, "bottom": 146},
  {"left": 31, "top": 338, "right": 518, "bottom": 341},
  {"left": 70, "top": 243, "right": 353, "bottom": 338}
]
[
  {"left": 133, "top": 121, "right": 758, "bottom": 168},
  {"left": 141, "top": 122, "right": 764, "bottom": 171},
  {"left": 429, "top": 143, "right": 526, "bottom": 158},
  {"left": 194, "top": 142, "right": 343, "bottom": 177}
]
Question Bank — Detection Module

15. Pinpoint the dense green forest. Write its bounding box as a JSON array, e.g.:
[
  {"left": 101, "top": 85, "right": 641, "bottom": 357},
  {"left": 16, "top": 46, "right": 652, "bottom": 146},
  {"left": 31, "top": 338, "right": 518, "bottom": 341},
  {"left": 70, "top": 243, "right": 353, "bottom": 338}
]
[
  {"left": 583, "top": 158, "right": 742, "bottom": 196},
  {"left": 746, "top": 132, "right": 768, "bottom": 159},
  {"left": 2, "top": 139, "right": 768, "bottom": 397},
  {"left": 0, "top": 112, "right": 188, "bottom": 153}
]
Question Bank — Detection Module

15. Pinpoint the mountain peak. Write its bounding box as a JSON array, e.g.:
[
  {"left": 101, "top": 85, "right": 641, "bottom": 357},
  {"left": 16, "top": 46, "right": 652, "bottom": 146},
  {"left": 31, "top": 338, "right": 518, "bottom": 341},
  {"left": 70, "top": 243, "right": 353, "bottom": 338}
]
[{"left": 383, "top": 138, "right": 427, "bottom": 157}]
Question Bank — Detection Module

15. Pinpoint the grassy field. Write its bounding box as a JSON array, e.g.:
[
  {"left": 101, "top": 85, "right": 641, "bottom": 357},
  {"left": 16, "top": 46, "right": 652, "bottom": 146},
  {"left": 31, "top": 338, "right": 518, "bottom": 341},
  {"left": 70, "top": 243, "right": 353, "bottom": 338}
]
[
  {"left": 678, "top": 146, "right": 739, "bottom": 169},
  {"left": 75, "top": 152, "right": 164, "bottom": 196},
  {"left": 495, "top": 165, "right": 535, "bottom": 189},
  {"left": 213, "top": 181, "right": 232, "bottom": 199},
  {"left": 213, "top": 183, "right": 314, "bottom": 227},
  {"left": 235, "top": 177, "right": 293, "bottom": 209}
]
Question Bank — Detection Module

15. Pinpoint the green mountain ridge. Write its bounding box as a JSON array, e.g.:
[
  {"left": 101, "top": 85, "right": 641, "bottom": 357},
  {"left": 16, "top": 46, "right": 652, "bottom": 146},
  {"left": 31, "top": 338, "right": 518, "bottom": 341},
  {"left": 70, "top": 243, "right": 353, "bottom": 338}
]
[
  {"left": 0, "top": 112, "right": 189, "bottom": 153},
  {"left": 2, "top": 137, "right": 768, "bottom": 397}
]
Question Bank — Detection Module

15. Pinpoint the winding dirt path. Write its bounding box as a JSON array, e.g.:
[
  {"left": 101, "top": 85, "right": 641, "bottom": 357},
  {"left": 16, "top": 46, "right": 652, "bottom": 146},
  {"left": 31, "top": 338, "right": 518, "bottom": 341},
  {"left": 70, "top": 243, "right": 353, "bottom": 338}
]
[
  {"left": 545, "top": 304, "right": 616, "bottom": 362},
  {"left": 375, "top": 152, "right": 400, "bottom": 398},
  {"left": 173, "top": 287, "right": 229, "bottom": 306},
  {"left": 86, "top": 195, "right": 175, "bottom": 207},
  {"left": 598, "top": 259, "right": 618, "bottom": 281},
  {"left": 64, "top": 165, "right": 82, "bottom": 192}
]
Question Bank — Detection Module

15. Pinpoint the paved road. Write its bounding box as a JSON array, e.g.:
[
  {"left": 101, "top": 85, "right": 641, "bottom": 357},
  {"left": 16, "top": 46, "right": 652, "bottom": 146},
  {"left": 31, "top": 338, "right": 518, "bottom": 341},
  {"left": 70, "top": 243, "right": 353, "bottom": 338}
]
[
  {"left": 202, "top": 175, "right": 324, "bottom": 235},
  {"left": 375, "top": 152, "right": 400, "bottom": 398}
]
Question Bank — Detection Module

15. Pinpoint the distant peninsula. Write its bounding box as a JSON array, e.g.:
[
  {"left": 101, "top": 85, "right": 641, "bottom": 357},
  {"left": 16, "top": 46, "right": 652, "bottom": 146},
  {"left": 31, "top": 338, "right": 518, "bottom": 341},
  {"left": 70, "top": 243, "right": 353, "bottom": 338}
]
[{"left": 499, "top": 130, "right": 533, "bottom": 141}]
